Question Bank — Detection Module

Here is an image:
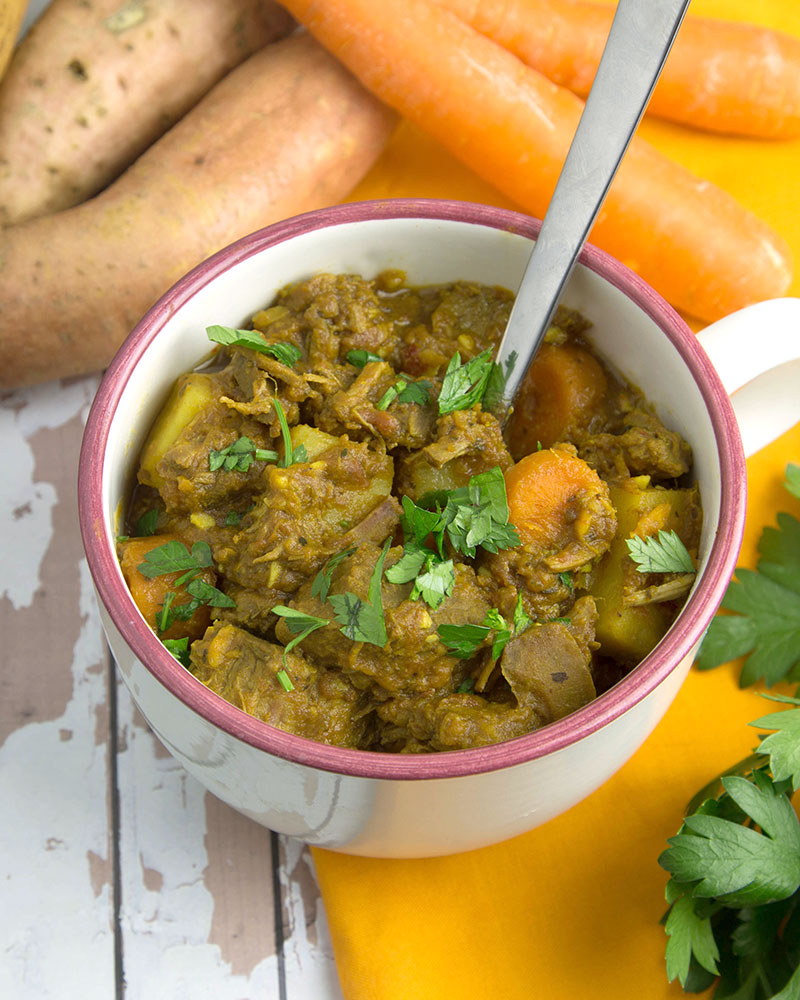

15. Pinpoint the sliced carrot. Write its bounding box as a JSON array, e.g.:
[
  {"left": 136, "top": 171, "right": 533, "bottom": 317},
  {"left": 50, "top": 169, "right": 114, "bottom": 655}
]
[
  {"left": 504, "top": 447, "right": 616, "bottom": 563},
  {"left": 438, "top": 0, "right": 800, "bottom": 139},
  {"left": 506, "top": 342, "right": 608, "bottom": 458},
  {"left": 280, "top": 0, "right": 792, "bottom": 322}
]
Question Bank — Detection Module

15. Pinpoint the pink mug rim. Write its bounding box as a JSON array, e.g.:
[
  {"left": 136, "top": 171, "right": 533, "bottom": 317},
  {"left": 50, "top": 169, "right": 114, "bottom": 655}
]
[{"left": 78, "top": 198, "right": 746, "bottom": 781}]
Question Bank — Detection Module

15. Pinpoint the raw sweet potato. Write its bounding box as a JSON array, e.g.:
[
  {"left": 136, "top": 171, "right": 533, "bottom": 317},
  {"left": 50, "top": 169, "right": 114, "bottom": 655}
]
[
  {"left": 0, "top": 32, "right": 397, "bottom": 390},
  {"left": 0, "top": 0, "right": 26, "bottom": 82},
  {"left": 0, "top": 0, "right": 295, "bottom": 225}
]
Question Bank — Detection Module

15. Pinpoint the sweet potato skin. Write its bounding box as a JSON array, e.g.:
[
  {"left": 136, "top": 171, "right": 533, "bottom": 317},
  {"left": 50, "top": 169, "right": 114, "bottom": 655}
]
[
  {"left": 0, "top": 0, "right": 295, "bottom": 225},
  {"left": 0, "top": 32, "right": 397, "bottom": 389}
]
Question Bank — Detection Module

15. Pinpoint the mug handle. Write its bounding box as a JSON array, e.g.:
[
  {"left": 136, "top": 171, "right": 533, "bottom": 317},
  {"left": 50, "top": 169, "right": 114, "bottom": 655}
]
[{"left": 695, "top": 297, "right": 800, "bottom": 458}]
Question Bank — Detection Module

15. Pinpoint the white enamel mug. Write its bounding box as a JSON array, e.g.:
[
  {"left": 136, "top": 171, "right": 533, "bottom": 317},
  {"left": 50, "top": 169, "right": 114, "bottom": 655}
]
[{"left": 78, "top": 200, "right": 800, "bottom": 858}]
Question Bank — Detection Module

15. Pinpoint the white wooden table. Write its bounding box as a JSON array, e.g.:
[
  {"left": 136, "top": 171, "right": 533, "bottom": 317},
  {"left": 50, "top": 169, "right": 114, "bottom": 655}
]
[{"left": 0, "top": 375, "right": 343, "bottom": 998}]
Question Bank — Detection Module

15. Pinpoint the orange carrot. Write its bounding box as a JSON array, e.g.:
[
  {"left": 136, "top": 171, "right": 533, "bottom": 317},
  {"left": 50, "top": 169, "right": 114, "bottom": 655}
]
[
  {"left": 280, "top": 0, "right": 792, "bottom": 322},
  {"left": 506, "top": 342, "right": 608, "bottom": 458},
  {"left": 437, "top": 0, "right": 800, "bottom": 139},
  {"left": 504, "top": 447, "right": 616, "bottom": 563}
]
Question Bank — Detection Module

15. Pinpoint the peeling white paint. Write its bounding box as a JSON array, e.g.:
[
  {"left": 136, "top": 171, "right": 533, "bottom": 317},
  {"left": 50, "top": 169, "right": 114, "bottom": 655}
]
[
  {"left": 0, "top": 379, "right": 97, "bottom": 609},
  {"left": 283, "top": 842, "right": 344, "bottom": 1000},
  {"left": 0, "top": 560, "right": 114, "bottom": 999}
]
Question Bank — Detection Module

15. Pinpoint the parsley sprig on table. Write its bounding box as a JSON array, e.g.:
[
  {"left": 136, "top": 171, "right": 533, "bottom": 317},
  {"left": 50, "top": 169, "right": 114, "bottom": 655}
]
[
  {"left": 659, "top": 463, "right": 800, "bottom": 998},
  {"left": 660, "top": 695, "right": 800, "bottom": 998},
  {"left": 697, "top": 464, "right": 800, "bottom": 686}
]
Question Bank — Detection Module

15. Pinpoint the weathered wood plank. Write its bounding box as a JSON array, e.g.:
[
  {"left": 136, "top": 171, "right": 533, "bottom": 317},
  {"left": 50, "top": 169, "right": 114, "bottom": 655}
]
[{"left": 0, "top": 379, "right": 116, "bottom": 999}]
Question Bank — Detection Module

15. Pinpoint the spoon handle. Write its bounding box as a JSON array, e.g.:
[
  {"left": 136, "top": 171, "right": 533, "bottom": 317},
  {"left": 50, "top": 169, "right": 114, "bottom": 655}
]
[{"left": 494, "top": 0, "right": 690, "bottom": 417}]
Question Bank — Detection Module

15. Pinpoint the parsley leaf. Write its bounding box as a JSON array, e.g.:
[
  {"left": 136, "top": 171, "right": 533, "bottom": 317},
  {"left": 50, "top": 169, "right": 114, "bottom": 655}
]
[
  {"left": 437, "top": 595, "right": 532, "bottom": 660},
  {"left": 376, "top": 378, "right": 431, "bottom": 411},
  {"left": 663, "top": 895, "right": 720, "bottom": 986},
  {"left": 660, "top": 772, "right": 800, "bottom": 907},
  {"left": 439, "top": 467, "right": 520, "bottom": 558},
  {"left": 156, "top": 577, "right": 235, "bottom": 634},
  {"left": 271, "top": 605, "right": 329, "bottom": 673},
  {"left": 437, "top": 621, "right": 491, "bottom": 659},
  {"left": 346, "top": 349, "right": 383, "bottom": 368},
  {"left": 311, "top": 547, "right": 356, "bottom": 602},
  {"left": 137, "top": 539, "right": 213, "bottom": 578},
  {"left": 206, "top": 325, "right": 302, "bottom": 366},
  {"left": 785, "top": 463, "right": 800, "bottom": 500},
  {"left": 209, "top": 435, "right": 278, "bottom": 473},
  {"left": 384, "top": 541, "right": 429, "bottom": 585},
  {"left": 327, "top": 539, "right": 390, "bottom": 646},
  {"left": 626, "top": 529, "right": 696, "bottom": 574},
  {"left": 136, "top": 509, "right": 159, "bottom": 536},
  {"left": 697, "top": 511, "right": 800, "bottom": 686},
  {"left": 411, "top": 557, "right": 455, "bottom": 610},
  {"left": 162, "top": 636, "right": 191, "bottom": 668},
  {"left": 751, "top": 698, "right": 800, "bottom": 791},
  {"left": 438, "top": 348, "right": 495, "bottom": 414},
  {"left": 272, "top": 397, "right": 308, "bottom": 468}
]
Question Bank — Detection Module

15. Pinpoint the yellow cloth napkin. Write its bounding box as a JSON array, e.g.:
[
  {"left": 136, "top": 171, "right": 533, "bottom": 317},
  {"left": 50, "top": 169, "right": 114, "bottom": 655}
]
[{"left": 315, "top": 3, "right": 800, "bottom": 997}]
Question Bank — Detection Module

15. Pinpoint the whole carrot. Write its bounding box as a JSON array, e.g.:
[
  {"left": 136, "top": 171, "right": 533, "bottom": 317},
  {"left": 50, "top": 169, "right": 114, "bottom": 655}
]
[
  {"left": 437, "top": 0, "right": 800, "bottom": 139},
  {"left": 279, "top": 0, "right": 792, "bottom": 323}
]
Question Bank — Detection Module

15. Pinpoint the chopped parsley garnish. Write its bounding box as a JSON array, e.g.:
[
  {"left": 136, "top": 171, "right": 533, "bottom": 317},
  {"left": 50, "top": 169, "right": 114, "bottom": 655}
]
[
  {"left": 206, "top": 325, "right": 302, "bottom": 367},
  {"left": 328, "top": 539, "right": 391, "bottom": 647},
  {"left": 208, "top": 435, "right": 279, "bottom": 473},
  {"left": 271, "top": 606, "right": 329, "bottom": 677},
  {"left": 438, "top": 348, "right": 495, "bottom": 414},
  {"left": 375, "top": 377, "right": 432, "bottom": 411},
  {"left": 136, "top": 509, "right": 159, "bottom": 536},
  {"left": 311, "top": 547, "right": 356, "bottom": 602},
  {"left": 137, "top": 539, "right": 214, "bottom": 578},
  {"left": 437, "top": 467, "right": 521, "bottom": 558},
  {"left": 273, "top": 397, "right": 308, "bottom": 468},
  {"left": 437, "top": 594, "right": 533, "bottom": 662},
  {"left": 156, "top": 577, "right": 235, "bottom": 634},
  {"left": 696, "top": 465, "right": 800, "bottom": 686},
  {"left": 346, "top": 349, "right": 383, "bottom": 368},
  {"left": 224, "top": 510, "right": 242, "bottom": 527},
  {"left": 385, "top": 469, "right": 519, "bottom": 609},
  {"left": 626, "top": 529, "right": 696, "bottom": 574},
  {"left": 162, "top": 636, "right": 191, "bottom": 668}
]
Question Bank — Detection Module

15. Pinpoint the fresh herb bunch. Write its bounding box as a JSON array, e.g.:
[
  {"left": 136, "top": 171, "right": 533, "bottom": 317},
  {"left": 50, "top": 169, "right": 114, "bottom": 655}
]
[
  {"left": 660, "top": 694, "right": 800, "bottom": 998},
  {"left": 659, "top": 463, "right": 800, "bottom": 998},
  {"left": 697, "top": 464, "right": 800, "bottom": 686}
]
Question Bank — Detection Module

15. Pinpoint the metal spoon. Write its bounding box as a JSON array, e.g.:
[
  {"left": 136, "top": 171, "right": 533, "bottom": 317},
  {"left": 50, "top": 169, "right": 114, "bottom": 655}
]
[{"left": 493, "top": 0, "right": 690, "bottom": 421}]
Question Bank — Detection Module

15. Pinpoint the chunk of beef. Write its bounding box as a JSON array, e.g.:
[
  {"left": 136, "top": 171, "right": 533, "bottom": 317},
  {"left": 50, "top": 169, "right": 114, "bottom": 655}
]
[
  {"left": 190, "top": 622, "right": 370, "bottom": 748},
  {"left": 216, "top": 437, "right": 396, "bottom": 593},
  {"left": 153, "top": 399, "right": 276, "bottom": 515},
  {"left": 499, "top": 608, "right": 597, "bottom": 724},
  {"left": 395, "top": 407, "right": 513, "bottom": 501},
  {"left": 315, "top": 360, "right": 437, "bottom": 450},
  {"left": 579, "top": 408, "right": 692, "bottom": 482}
]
